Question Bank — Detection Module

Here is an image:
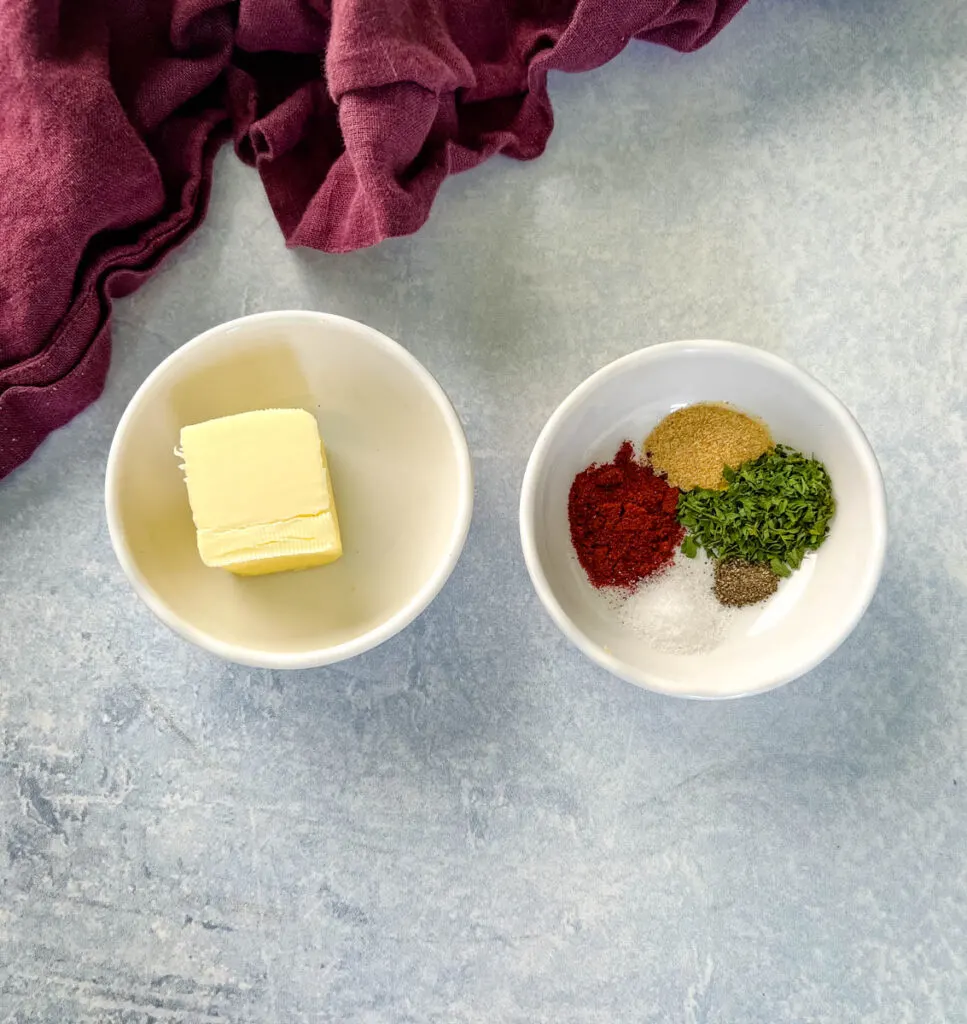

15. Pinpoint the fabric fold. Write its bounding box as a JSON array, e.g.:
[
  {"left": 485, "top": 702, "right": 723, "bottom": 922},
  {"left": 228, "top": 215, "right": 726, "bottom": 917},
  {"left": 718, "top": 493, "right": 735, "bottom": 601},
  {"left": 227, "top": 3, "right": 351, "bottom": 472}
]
[{"left": 0, "top": 0, "right": 747, "bottom": 480}]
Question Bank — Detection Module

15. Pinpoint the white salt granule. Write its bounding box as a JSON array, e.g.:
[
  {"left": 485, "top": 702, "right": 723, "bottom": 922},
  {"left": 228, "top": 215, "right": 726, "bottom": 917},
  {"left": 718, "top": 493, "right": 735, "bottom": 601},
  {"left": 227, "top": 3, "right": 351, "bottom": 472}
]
[{"left": 616, "top": 553, "right": 733, "bottom": 655}]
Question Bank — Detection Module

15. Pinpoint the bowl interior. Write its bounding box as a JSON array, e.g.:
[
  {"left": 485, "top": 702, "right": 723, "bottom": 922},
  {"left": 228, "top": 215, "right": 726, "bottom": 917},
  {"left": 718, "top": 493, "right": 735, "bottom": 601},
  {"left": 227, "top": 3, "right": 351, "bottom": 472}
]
[
  {"left": 523, "top": 343, "right": 886, "bottom": 698},
  {"left": 107, "top": 312, "right": 470, "bottom": 667}
]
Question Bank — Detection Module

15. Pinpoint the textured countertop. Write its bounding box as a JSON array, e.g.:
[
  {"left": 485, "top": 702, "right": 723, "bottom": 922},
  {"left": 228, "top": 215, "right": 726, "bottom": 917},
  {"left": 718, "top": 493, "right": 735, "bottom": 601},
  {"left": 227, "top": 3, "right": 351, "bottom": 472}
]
[{"left": 3, "top": 1, "right": 967, "bottom": 1020}]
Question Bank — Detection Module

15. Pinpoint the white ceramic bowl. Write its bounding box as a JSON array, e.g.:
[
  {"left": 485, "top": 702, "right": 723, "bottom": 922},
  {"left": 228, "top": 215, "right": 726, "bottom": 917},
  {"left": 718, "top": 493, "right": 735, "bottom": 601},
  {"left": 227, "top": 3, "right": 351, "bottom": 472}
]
[
  {"left": 520, "top": 340, "right": 887, "bottom": 699},
  {"left": 106, "top": 311, "right": 473, "bottom": 669}
]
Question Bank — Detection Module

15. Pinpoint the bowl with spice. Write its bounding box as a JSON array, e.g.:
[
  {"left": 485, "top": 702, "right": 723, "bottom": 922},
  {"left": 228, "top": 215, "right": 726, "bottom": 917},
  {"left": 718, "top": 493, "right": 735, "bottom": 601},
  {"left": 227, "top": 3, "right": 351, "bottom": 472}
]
[{"left": 519, "top": 340, "right": 887, "bottom": 699}]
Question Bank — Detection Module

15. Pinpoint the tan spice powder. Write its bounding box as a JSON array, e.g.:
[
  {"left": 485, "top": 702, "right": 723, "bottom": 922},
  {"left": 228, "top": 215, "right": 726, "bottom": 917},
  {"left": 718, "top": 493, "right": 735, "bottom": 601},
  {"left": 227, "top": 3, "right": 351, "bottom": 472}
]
[{"left": 644, "top": 402, "right": 773, "bottom": 491}]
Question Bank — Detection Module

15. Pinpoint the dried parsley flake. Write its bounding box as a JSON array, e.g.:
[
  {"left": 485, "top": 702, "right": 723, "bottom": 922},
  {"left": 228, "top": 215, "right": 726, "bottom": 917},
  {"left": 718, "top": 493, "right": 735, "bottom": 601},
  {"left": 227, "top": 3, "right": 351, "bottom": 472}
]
[{"left": 677, "top": 445, "right": 835, "bottom": 576}]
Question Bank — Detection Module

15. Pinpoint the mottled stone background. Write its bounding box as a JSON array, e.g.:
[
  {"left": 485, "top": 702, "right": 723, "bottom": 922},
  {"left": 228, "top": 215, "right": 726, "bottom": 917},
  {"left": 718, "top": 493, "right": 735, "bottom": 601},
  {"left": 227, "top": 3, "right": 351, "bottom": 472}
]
[{"left": 2, "top": 0, "right": 966, "bottom": 1020}]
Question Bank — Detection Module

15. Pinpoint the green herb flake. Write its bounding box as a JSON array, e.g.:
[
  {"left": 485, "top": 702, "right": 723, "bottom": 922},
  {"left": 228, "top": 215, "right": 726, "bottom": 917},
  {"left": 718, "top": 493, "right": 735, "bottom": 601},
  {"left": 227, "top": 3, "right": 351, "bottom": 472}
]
[{"left": 677, "top": 445, "right": 835, "bottom": 574}]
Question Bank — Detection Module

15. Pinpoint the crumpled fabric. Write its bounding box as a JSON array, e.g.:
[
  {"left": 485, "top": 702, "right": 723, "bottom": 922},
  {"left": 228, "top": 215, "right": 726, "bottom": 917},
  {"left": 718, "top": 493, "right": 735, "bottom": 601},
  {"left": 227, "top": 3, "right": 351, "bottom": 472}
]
[{"left": 0, "top": 0, "right": 747, "bottom": 479}]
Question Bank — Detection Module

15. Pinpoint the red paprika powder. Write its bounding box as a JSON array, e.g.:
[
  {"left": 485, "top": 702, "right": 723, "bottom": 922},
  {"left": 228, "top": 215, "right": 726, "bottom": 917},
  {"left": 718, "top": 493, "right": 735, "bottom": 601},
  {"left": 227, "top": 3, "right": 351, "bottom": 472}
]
[{"left": 568, "top": 441, "right": 683, "bottom": 589}]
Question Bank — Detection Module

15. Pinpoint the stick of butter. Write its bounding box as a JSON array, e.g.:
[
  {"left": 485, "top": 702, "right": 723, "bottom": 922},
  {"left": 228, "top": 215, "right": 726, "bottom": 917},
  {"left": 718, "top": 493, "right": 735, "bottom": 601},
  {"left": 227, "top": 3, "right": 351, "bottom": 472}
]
[{"left": 178, "top": 409, "right": 342, "bottom": 576}]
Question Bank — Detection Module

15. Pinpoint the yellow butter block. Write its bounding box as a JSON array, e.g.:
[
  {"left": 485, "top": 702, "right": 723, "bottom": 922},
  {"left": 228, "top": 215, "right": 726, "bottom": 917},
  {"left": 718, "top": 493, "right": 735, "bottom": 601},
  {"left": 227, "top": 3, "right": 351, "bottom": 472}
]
[{"left": 178, "top": 408, "right": 342, "bottom": 576}]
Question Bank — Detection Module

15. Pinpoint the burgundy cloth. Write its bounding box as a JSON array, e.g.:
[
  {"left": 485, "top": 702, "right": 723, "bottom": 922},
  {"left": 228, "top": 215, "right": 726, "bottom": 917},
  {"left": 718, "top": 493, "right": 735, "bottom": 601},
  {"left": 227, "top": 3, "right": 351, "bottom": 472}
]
[{"left": 0, "top": 0, "right": 747, "bottom": 480}]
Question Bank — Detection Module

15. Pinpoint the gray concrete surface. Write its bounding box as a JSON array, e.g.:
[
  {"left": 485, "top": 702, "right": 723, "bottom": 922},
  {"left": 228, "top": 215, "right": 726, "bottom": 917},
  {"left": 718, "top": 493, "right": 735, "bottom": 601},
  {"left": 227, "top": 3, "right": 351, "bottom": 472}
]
[{"left": 3, "top": 0, "right": 967, "bottom": 1020}]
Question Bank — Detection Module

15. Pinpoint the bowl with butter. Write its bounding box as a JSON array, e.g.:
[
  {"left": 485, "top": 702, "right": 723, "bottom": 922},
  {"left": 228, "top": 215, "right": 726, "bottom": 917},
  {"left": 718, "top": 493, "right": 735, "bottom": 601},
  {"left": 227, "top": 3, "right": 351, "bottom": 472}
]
[{"left": 106, "top": 310, "right": 473, "bottom": 669}]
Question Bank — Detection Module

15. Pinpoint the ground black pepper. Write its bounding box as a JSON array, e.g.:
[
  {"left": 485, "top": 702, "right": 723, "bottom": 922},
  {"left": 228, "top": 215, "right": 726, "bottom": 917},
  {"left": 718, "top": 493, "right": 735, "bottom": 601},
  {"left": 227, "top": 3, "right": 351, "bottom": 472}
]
[{"left": 713, "top": 559, "right": 779, "bottom": 607}]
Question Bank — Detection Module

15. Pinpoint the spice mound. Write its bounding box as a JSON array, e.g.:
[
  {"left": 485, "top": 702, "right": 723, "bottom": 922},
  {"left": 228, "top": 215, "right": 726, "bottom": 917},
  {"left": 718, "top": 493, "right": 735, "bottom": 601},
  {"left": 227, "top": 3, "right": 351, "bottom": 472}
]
[
  {"left": 619, "top": 553, "right": 730, "bottom": 654},
  {"left": 714, "top": 559, "right": 779, "bottom": 607},
  {"left": 645, "top": 402, "right": 773, "bottom": 491},
  {"left": 568, "top": 441, "right": 683, "bottom": 590},
  {"left": 678, "top": 444, "right": 835, "bottom": 578}
]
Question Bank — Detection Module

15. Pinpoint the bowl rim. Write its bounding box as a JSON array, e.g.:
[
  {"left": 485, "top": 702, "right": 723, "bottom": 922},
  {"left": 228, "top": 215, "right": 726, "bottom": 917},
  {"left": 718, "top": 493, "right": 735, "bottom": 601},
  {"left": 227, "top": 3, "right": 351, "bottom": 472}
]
[
  {"left": 105, "top": 309, "right": 474, "bottom": 670},
  {"left": 518, "top": 339, "right": 888, "bottom": 700}
]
